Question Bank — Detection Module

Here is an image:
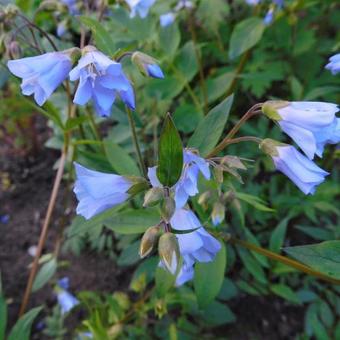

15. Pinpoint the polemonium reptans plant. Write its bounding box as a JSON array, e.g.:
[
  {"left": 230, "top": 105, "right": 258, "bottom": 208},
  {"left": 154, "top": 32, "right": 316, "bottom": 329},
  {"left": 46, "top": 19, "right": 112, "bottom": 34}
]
[
  {"left": 2, "top": 1, "right": 340, "bottom": 337},
  {"left": 325, "top": 53, "right": 340, "bottom": 75}
]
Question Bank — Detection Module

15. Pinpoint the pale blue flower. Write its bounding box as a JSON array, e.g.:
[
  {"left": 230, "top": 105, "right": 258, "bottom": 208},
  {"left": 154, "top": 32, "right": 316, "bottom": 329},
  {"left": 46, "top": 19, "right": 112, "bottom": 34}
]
[
  {"left": 73, "top": 163, "right": 132, "bottom": 219},
  {"left": 160, "top": 12, "right": 176, "bottom": 27},
  {"left": 245, "top": 0, "right": 260, "bottom": 5},
  {"left": 69, "top": 47, "right": 135, "bottom": 116},
  {"left": 325, "top": 53, "right": 340, "bottom": 75},
  {"left": 272, "top": 145, "right": 329, "bottom": 195},
  {"left": 125, "top": 0, "right": 155, "bottom": 18},
  {"left": 7, "top": 52, "right": 72, "bottom": 106},
  {"left": 57, "top": 20, "right": 67, "bottom": 37},
  {"left": 264, "top": 8, "right": 274, "bottom": 25},
  {"left": 57, "top": 290, "right": 79, "bottom": 314},
  {"left": 58, "top": 277, "right": 69, "bottom": 290},
  {"left": 274, "top": 101, "right": 339, "bottom": 159},
  {"left": 170, "top": 209, "right": 221, "bottom": 286},
  {"left": 61, "top": 0, "right": 79, "bottom": 15},
  {"left": 146, "top": 63, "right": 164, "bottom": 78},
  {"left": 148, "top": 149, "right": 210, "bottom": 209},
  {"left": 174, "top": 0, "right": 193, "bottom": 11}
]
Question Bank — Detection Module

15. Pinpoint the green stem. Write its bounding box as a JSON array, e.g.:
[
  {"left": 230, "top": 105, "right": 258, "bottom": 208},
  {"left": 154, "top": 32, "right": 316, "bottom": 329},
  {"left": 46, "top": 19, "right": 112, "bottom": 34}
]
[
  {"left": 126, "top": 107, "right": 147, "bottom": 178},
  {"left": 227, "top": 236, "right": 340, "bottom": 285},
  {"left": 207, "top": 104, "right": 262, "bottom": 158},
  {"left": 170, "top": 63, "right": 202, "bottom": 112}
]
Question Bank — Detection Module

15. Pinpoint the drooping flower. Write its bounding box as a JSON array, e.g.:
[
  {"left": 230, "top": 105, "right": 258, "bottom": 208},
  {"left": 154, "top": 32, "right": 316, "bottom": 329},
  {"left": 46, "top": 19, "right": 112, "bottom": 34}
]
[
  {"left": 262, "top": 101, "right": 340, "bottom": 159},
  {"left": 160, "top": 12, "right": 176, "bottom": 27},
  {"left": 56, "top": 277, "right": 79, "bottom": 314},
  {"left": 211, "top": 202, "right": 225, "bottom": 226},
  {"left": 174, "top": 0, "right": 193, "bottom": 11},
  {"left": 148, "top": 149, "right": 210, "bottom": 209},
  {"left": 69, "top": 46, "right": 135, "bottom": 116},
  {"left": 73, "top": 163, "right": 133, "bottom": 219},
  {"left": 170, "top": 209, "right": 221, "bottom": 286},
  {"left": 325, "top": 53, "right": 340, "bottom": 75},
  {"left": 7, "top": 51, "right": 72, "bottom": 106},
  {"left": 245, "top": 0, "right": 260, "bottom": 5},
  {"left": 260, "top": 139, "right": 329, "bottom": 195},
  {"left": 125, "top": 0, "right": 155, "bottom": 18},
  {"left": 131, "top": 52, "right": 164, "bottom": 79}
]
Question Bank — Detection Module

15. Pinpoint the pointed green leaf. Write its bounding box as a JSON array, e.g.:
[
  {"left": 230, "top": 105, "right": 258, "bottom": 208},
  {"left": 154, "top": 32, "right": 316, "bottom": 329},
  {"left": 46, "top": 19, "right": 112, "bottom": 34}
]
[
  {"left": 32, "top": 257, "right": 57, "bottom": 292},
  {"left": 270, "top": 284, "right": 301, "bottom": 304},
  {"left": 104, "top": 139, "right": 140, "bottom": 176},
  {"left": 156, "top": 267, "right": 175, "bottom": 297},
  {"left": 157, "top": 114, "right": 183, "bottom": 187},
  {"left": 269, "top": 217, "right": 290, "bottom": 253},
  {"left": 188, "top": 94, "right": 234, "bottom": 156},
  {"left": 8, "top": 306, "right": 43, "bottom": 340},
  {"left": 229, "top": 17, "right": 265, "bottom": 60},
  {"left": 284, "top": 241, "right": 340, "bottom": 280},
  {"left": 194, "top": 242, "right": 226, "bottom": 308},
  {"left": 79, "top": 16, "right": 116, "bottom": 56}
]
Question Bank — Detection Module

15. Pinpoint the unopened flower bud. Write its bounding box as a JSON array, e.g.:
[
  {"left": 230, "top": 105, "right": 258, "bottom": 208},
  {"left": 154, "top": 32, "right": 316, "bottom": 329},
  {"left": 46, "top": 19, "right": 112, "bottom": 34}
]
[
  {"left": 211, "top": 202, "right": 225, "bottom": 226},
  {"left": 262, "top": 100, "right": 289, "bottom": 120},
  {"left": 8, "top": 40, "right": 21, "bottom": 59},
  {"left": 143, "top": 187, "right": 163, "bottom": 207},
  {"left": 160, "top": 196, "right": 176, "bottom": 223},
  {"left": 223, "top": 190, "right": 235, "bottom": 203},
  {"left": 131, "top": 51, "right": 164, "bottom": 79},
  {"left": 38, "top": 0, "right": 64, "bottom": 11},
  {"left": 198, "top": 191, "right": 211, "bottom": 206},
  {"left": 158, "top": 232, "right": 180, "bottom": 275},
  {"left": 139, "top": 225, "right": 160, "bottom": 258}
]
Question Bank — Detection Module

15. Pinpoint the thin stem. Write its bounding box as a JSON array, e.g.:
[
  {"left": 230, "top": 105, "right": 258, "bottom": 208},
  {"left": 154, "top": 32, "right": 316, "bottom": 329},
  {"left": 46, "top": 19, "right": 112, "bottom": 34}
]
[
  {"left": 19, "top": 144, "right": 68, "bottom": 316},
  {"left": 225, "top": 50, "right": 251, "bottom": 97},
  {"left": 18, "top": 104, "right": 76, "bottom": 317},
  {"left": 188, "top": 10, "right": 208, "bottom": 113},
  {"left": 126, "top": 107, "right": 147, "bottom": 178},
  {"left": 169, "top": 63, "right": 202, "bottom": 112},
  {"left": 18, "top": 14, "right": 58, "bottom": 51},
  {"left": 215, "top": 136, "right": 262, "bottom": 148},
  {"left": 206, "top": 104, "right": 262, "bottom": 158},
  {"left": 228, "top": 236, "right": 340, "bottom": 285}
]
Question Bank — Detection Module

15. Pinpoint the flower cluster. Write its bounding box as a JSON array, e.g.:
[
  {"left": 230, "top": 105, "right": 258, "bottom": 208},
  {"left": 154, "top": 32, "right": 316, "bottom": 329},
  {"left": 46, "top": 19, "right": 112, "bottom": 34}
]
[
  {"left": 55, "top": 277, "right": 79, "bottom": 314},
  {"left": 261, "top": 100, "right": 339, "bottom": 194},
  {"left": 7, "top": 46, "right": 163, "bottom": 117},
  {"left": 73, "top": 149, "right": 221, "bottom": 286}
]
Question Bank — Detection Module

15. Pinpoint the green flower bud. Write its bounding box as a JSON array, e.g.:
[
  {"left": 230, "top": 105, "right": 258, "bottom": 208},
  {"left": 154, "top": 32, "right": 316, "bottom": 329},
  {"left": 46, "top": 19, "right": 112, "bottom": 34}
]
[
  {"left": 213, "top": 165, "right": 224, "bottom": 183},
  {"left": 113, "top": 292, "right": 130, "bottom": 310},
  {"left": 139, "top": 225, "right": 160, "bottom": 258},
  {"left": 262, "top": 100, "right": 289, "bottom": 121},
  {"left": 160, "top": 196, "right": 176, "bottom": 223},
  {"left": 143, "top": 187, "right": 164, "bottom": 207},
  {"left": 259, "top": 138, "right": 287, "bottom": 157},
  {"left": 131, "top": 51, "right": 159, "bottom": 77},
  {"left": 211, "top": 202, "right": 225, "bottom": 226},
  {"left": 8, "top": 40, "right": 21, "bottom": 59},
  {"left": 158, "top": 233, "right": 180, "bottom": 275}
]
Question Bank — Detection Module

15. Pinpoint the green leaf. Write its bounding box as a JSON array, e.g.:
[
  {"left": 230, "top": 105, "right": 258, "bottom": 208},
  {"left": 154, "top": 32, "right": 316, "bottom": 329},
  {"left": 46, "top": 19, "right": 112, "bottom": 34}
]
[
  {"left": 229, "top": 17, "right": 265, "bottom": 60},
  {"left": 8, "top": 306, "right": 43, "bottom": 340},
  {"left": 155, "top": 267, "right": 175, "bottom": 297},
  {"left": 157, "top": 114, "right": 183, "bottom": 187},
  {"left": 200, "top": 301, "right": 236, "bottom": 326},
  {"left": 104, "top": 208, "right": 160, "bottom": 234},
  {"left": 217, "top": 278, "right": 238, "bottom": 301},
  {"left": 32, "top": 257, "right": 57, "bottom": 292},
  {"left": 269, "top": 217, "right": 290, "bottom": 253},
  {"left": 159, "top": 23, "right": 181, "bottom": 59},
  {"left": 270, "top": 284, "right": 301, "bottom": 304},
  {"left": 174, "top": 41, "right": 199, "bottom": 82},
  {"left": 194, "top": 242, "right": 226, "bottom": 308},
  {"left": 117, "top": 240, "right": 140, "bottom": 266},
  {"left": 295, "top": 225, "right": 334, "bottom": 241},
  {"left": 188, "top": 94, "right": 234, "bottom": 156},
  {"left": 237, "top": 247, "right": 267, "bottom": 284},
  {"left": 284, "top": 241, "right": 340, "bottom": 280},
  {"left": 79, "top": 16, "right": 116, "bottom": 56},
  {"left": 103, "top": 139, "right": 140, "bottom": 176},
  {"left": 206, "top": 72, "right": 235, "bottom": 103},
  {"left": 64, "top": 115, "right": 89, "bottom": 132},
  {"left": 235, "top": 192, "right": 275, "bottom": 212},
  {"left": 0, "top": 295, "right": 7, "bottom": 340}
]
